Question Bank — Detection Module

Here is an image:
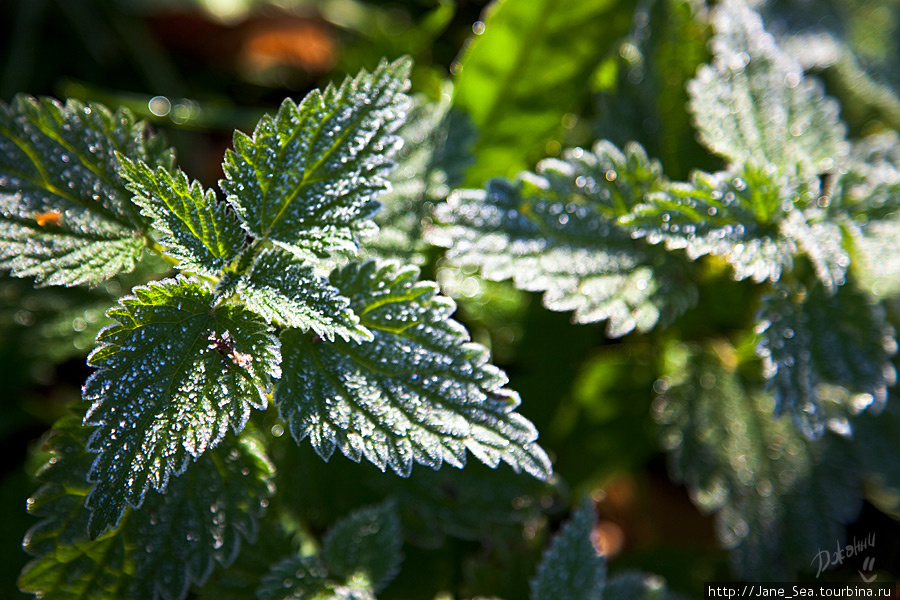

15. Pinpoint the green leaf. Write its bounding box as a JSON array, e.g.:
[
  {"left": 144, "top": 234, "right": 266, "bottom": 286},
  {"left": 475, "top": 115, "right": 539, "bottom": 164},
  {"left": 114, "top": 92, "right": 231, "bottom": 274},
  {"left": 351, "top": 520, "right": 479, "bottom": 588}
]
[
  {"left": 322, "top": 501, "right": 402, "bottom": 593},
  {"left": 0, "top": 95, "right": 172, "bottom": 286},
  {"left": 430, "top": 141, "right": 696, "bottom": 336},
  {"left": 626, "top": 165, "right": 849, "bottom": 287},
  {"left": 257, "top": 555, "right": 333, "bottom": 600},
  {"left": 275, "top": 260, "right": 551, "bottom": 480},
  {"left": 0, "top": 252, "right": 170, "bottom": 363},
  {"left": 20, "top": 413, "right": 274, "bottom": 600},
  {"left": 654, "top": 342, "right": 862, "bottom": 579},
  {"left": 530, "top": 498, "right": 604, "bottom": 600},
  {"left": 237, "top": 247, "right": 369, "bottom": 342},
  {"left": 82, "top": 276, "right": 280, "bottom": 538},
  {"left": 118, "top": 156, "right": 245, "bottom": 278},
  {"left": 365, "top": 91, "right": 475, "bottom": 265},
  {"left": 837, "top": 132, "right": 900, "bottom": 297},
  {"left": 453, "top": 0, "right": 636, "bottom": 184},
  {"left": 257, "top": 555, "right": 375, "bottom": 600},
  {"left": 755, "top": 279, "right": 897, "bottom": 438},
  {"left": 688, "top": 0, "right": 847, "bottom": 180},
  {"left": 221, "top": 58, "right": 411, "bottom": 260},
  {"left": 256, "top": 502, "right": 399, "bottom": 600}
]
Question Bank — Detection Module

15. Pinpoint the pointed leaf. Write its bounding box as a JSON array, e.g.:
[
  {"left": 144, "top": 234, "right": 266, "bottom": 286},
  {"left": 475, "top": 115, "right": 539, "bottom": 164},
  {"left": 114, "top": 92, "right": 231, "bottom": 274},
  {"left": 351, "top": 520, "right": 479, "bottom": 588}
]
[
  {"left": 430, "top": 141, "right": 696, "bottom": 336},
  {"left": 837, "top": 132, "right": 900, "bottom": 297},
  {"left": 0, "top": 95, "right": 172, "bottom": 286},
  {"left": 756, "top": 279, "right": 897, "bottom": 438},
  {"left": 654, "top": 342, "right": 863, "bottom": 579},
  {"left": 530, "top": 498, "right": 604, "bottom": 600},
  {"left": 626, "top": 165, "right": 849, "bottom": 287},
  {"left": 119, "top": 156, "right": 245, "bottom": 277},
  {"left": 20, "top": 413, "right": 274, "bottom": 600},
  {"left": 221, "top": 58, "right": 411, "bottom": 260},
  {"left": 82, "top": 276, "right": 280, "bottom": 537},
  {"left": 275, "top": 260, "right": 552, "bottom": 480},
  {"left": 453, "top": 0, "right": 637, "bottom": 184},
  {"left": 257, "top": 555, "right": 333, "bottom": 600},
  {"left": 237, "top": 247, "right": 369, "bottom": 342},
  {"left": 688, "top": 0, "right": 847, "bottom": 179},
  {"left": 322, "top": 501, "right": 402, "bottom": 592},
  {"left": 257, "top": 555, "right": 375, "bottom": 600}
]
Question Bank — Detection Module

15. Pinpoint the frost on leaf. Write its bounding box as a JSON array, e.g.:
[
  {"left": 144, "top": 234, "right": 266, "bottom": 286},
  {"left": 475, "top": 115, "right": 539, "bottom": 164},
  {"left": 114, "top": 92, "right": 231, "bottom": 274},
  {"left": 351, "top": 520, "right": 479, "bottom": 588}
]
[
  {"left": 835, "top": 132, "right": 900, "bottom": 297},
  {"left": 0, "top": 95, "right": 173, "bottom": 286},
  {"left": 257, "top": 557, "right": 376, "bottom": 600},
  {"left": 430, "top": 141, "right": 696, "bottom": 337},
  {"left": 654, "top": 342, "right": 863, "bottom": 579},
  {"left": 19, "top": 413, "right": 274, "bottom": 600},
  {"left": 688, "top": 0, "right": 847, "bottom": 180},
  {"left": 366, "top": 91, "right": 475, "bottom": 265},
  {"left": 82, "top": 276, "right": 280, "bottom": 537},
  {"left": 275, "top": 260, "right": 552, "bottom": 480},
  {"left": 236, "top": 247, "right": 369, "bottom": 342},
  {"left": 119, "top": 156, "right": 245, "bottom": 278},
  {"left": 626, "top": 165, "right": 849, "bottom": 287},
  {"left": 221, "top": 57, "right": 411, "bottom": 261},
  {"left": 530, "top": 498, "right": 604, "bottom": 600},
  {"left": 258, "top": 501, "right": 400, "bottom": 600},
  {"left": 755, "top": 280, "right": 897, "bottom": 438}
]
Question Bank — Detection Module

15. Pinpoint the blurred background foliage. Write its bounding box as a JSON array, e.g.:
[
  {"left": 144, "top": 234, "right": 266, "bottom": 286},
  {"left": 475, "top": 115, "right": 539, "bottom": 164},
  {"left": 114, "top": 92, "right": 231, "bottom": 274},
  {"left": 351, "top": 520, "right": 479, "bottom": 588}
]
[{"left": 2, "top": 0, "right": 900, "bottom": 597}]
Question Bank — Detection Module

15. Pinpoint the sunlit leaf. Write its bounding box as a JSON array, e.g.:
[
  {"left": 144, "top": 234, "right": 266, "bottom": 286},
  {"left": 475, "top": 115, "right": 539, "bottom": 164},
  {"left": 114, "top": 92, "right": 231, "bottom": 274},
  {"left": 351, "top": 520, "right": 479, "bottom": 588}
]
[
  {"left": 431, "top": 141, "right": 696, "bottom": 336},
  {"left": 366, "top": 91, "right": 474, "bottom": 265},
  {"left": 454, "top": 0, "right": 637, "bottom": 184},
  {"left": 688, "top": 0, "right": 847, "bottom": 180},
  {"left": 276, "top": 260, "right": 551, "bottom": 480},
  {"left": 82, "top": 276, "right": 280, "bottom": 537},
  {"left": 0, "top": 95, "right": 172, "bottom": 286},
  {"left": 119, "top": 157, "right": 245, "bottom": 278},
  {"left": 237, "top": 247, "right": 369, "bottom": 342},
  {"left": 626, "top": 165, "right": 849, "bottom": 287},
  {"left": 221, "top": 58, "right": 411, "bottom": 261}
]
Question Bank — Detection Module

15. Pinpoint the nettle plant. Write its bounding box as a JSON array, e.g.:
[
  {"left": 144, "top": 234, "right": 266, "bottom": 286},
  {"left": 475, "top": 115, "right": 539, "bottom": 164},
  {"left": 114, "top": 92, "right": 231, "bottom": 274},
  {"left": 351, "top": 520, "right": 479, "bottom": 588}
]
[
  {"left": 431, "top": 0, "right": 900, "bottom": 580},
  {"left": 6, "top": 0, "right": 900, "bottom": 597},
  {"left": 3, "top": 58, "right": 575, "bottom": 599}
]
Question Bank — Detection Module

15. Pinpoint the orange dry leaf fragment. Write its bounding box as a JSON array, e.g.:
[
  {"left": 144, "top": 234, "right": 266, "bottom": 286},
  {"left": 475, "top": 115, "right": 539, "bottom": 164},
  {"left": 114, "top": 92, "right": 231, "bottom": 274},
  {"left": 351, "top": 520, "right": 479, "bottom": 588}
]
[{"left": 35, "top": 210, "right": 62, "bottom": 226}]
